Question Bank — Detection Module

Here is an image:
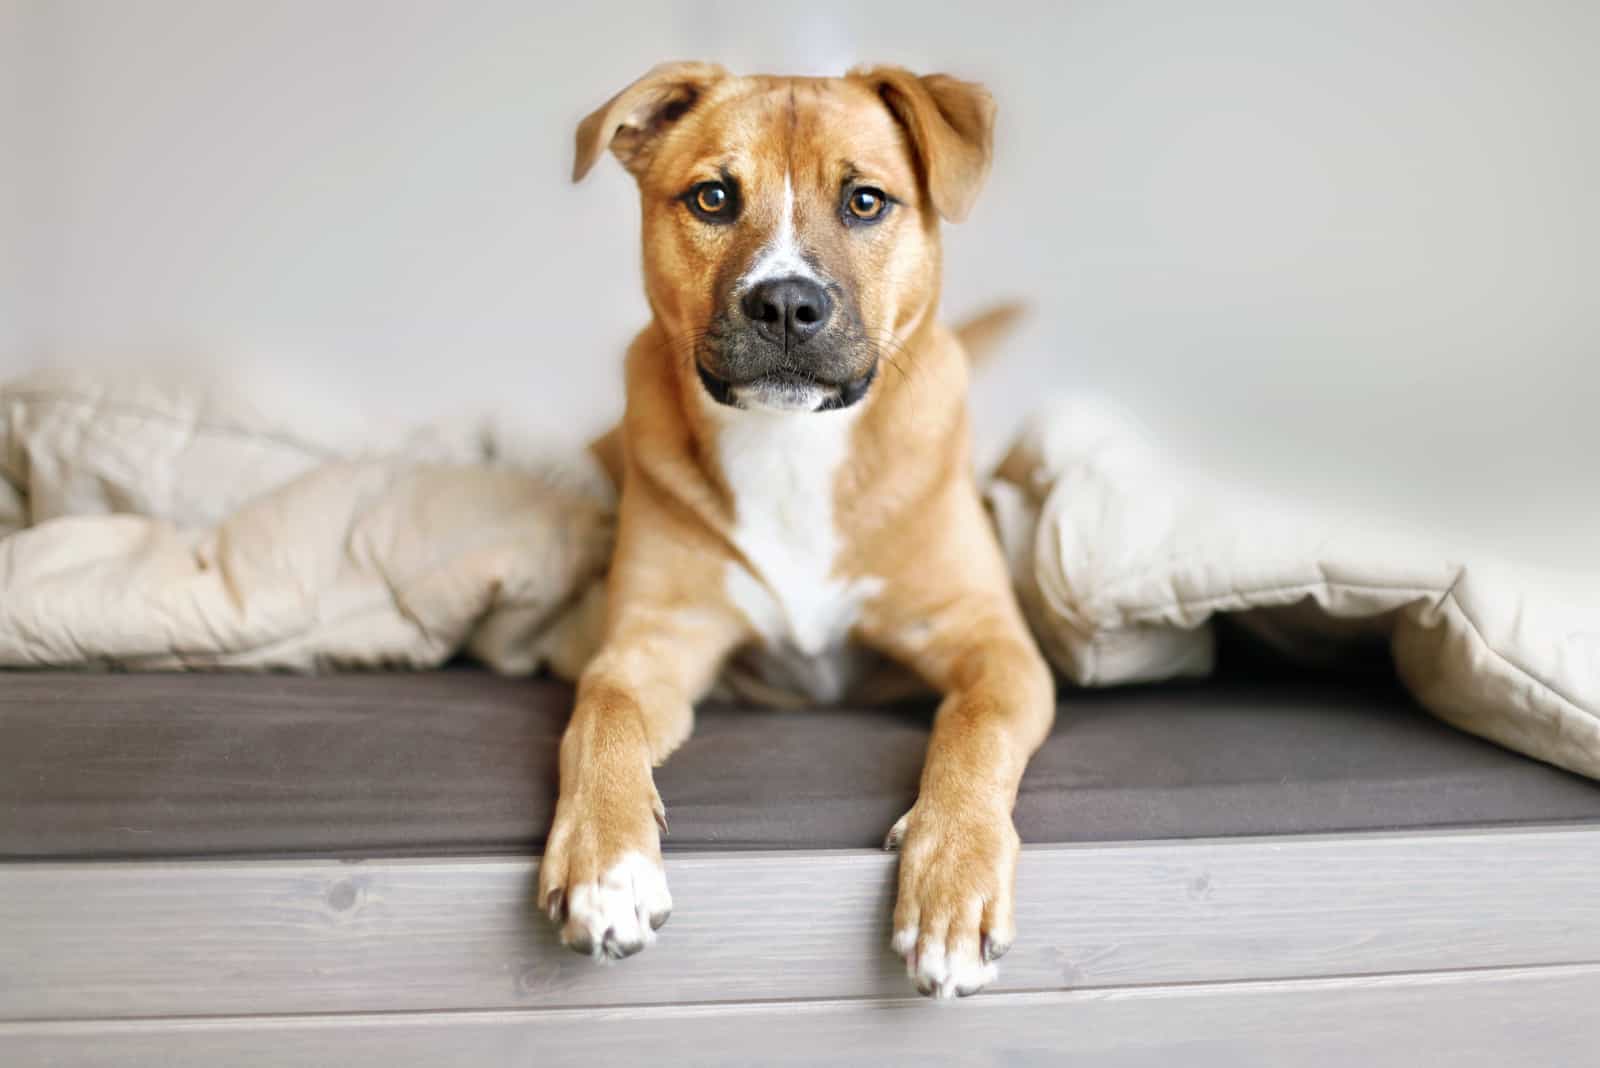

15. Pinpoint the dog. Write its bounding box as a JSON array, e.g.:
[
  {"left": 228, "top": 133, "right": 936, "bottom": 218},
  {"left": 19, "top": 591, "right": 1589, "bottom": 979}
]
[{"left": 538, "top": 62, "right": 1055, "bottom": 999}]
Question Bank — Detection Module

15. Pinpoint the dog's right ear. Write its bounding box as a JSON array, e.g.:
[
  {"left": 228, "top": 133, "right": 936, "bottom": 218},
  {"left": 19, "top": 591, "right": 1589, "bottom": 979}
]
[{"left": 573, "top": 62, "right": 727, "bottom": 182}]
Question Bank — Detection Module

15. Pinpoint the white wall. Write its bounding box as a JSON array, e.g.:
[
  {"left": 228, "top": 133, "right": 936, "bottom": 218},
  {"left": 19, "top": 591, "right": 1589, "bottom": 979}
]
[
  {"left": 0, "top": 0, "right": 26, "bottom": 357},
  {"left": 3, "top": 0, "right": 1596, "bottom": 566}
]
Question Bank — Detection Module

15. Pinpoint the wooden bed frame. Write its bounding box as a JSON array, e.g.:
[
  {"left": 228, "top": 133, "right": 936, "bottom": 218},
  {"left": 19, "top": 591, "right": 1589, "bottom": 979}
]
[{"left": 4, "top": 823, "right": 1597, "bottom": 1064}]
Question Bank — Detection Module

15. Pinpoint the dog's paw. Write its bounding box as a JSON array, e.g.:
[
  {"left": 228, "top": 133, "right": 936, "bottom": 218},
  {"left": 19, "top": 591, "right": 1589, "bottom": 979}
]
[
  {"left": 539, "top": 789, "right": 671, "bottom": 961},
  {"left": 546, "top": 850, "right": 672, "bottom": 961},
  {"left": 884, "top": 806, "right": 1018, "bottom": 999}
]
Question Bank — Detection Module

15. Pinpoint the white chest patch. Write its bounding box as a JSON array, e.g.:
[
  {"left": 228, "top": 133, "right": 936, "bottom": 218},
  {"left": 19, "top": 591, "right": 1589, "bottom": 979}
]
[{"left": 711, "top": 401, "right": 882, "bottom": 701}]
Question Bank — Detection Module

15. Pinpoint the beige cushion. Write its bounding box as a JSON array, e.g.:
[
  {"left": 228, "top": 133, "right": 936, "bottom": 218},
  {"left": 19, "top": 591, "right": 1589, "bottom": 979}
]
[
  {"left": 0, "top": 371, "right": 612, "bottom": 673},
  {"left": 990, "top": 397, "right": 1600, "bottom": 779}
]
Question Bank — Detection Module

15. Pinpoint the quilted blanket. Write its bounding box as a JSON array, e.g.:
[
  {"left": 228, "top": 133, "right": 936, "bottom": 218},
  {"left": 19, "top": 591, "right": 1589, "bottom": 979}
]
[{"left": 988, "top": 398, "right": 1600, "bottom": 780}]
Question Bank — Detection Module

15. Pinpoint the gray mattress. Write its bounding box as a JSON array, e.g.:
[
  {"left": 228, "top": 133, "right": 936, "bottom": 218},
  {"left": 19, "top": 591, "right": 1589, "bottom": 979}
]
[{"left": 3, "top": 668, "right": 1599, "bottom": 860}]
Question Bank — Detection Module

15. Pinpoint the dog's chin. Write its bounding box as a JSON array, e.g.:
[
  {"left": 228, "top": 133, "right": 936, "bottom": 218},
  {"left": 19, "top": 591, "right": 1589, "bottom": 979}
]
[
  {"left": 731, "top": 375, "right": 837, "bottom": 413},
  {"left": 697, "top": 364, "right": 876, "bottom": 414}
]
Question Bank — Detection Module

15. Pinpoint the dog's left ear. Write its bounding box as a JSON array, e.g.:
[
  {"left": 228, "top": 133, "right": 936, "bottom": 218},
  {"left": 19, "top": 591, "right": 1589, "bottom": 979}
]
[
  {"left": 849, "top": 66, "right": 995, "bottom": 223},
  {"left": 573, "top": 61, "right": 727, "bottom": 182}
]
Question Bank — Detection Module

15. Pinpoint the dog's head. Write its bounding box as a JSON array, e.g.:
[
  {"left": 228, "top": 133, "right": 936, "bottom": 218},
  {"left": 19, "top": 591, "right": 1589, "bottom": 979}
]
[{"left": 574, "top": 64, "right": 995, "bottom": 413}]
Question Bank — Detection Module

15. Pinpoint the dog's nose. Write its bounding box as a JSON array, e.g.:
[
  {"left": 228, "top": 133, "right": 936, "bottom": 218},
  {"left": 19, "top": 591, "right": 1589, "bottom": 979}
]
[{"left": 740, "top": 277, "right": 833, "bottom": 349}]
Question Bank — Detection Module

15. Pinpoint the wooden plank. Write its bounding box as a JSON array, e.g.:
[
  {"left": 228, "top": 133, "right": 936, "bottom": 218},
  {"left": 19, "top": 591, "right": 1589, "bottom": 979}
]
[
  {"left": 3, "top": 964, "right": 1597, "bottom": 1067},
  {"left": 3, "top": 826, "right": 1599, "bottom": 1020}
]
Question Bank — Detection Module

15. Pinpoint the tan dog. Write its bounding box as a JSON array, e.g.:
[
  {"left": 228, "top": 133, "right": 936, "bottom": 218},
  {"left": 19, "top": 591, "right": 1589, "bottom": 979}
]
[{"left": 539, "top": 62, "right": 1054, "bottom": 999}]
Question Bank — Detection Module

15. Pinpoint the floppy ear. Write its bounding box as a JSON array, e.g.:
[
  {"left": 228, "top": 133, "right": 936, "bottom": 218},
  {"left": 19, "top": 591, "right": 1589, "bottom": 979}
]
[
  {"left": 849, "top": 66, "right": 996, "bottom": 223},
  {"left": 572, "top": 61, "right": 727, "bottom": 182}
]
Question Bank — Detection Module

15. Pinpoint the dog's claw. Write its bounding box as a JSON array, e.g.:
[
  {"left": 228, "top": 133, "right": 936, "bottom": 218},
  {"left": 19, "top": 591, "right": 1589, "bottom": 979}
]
[
  {"left": 981, "top": 933, "right": 1011, "bottom": 962},
  {"left": 543, "top": 887, "right": 566, "bottom": 925},
  {"left": 602, "top": 927, "right": 645, "bottom": 960}
]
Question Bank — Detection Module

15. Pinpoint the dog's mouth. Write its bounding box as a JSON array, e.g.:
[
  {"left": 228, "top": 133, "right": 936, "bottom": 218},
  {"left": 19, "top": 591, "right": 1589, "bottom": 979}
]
[{"left": 696, "top": 362, "right": 876, "bottom": 413}]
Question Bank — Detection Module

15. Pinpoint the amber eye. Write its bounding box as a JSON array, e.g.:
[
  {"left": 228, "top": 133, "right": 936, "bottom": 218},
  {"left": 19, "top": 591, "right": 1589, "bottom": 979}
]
[
  {"left": 697, "top": 184, "right": 727, "bottom": 213},
  {"left": 845, "top": 186, "right": 889, "bottom": 223},
  {"left": 686, "top": 180, "right": 737, "bottom": 223}
]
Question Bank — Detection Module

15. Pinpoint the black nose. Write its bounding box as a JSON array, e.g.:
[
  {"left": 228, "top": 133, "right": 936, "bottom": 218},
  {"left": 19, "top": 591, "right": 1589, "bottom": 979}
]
[{"left": 740, "top": 277, "right": 833, "bottom": 350}]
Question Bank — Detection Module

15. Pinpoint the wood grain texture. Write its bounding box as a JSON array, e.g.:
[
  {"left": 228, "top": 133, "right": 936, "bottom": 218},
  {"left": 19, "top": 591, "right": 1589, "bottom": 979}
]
[
  {"left": 3, "top": 964, "right": 1597, "bottom": 1067},
  {"left": 3, "top": 827, "right": 1599, "bottom": 1021}
]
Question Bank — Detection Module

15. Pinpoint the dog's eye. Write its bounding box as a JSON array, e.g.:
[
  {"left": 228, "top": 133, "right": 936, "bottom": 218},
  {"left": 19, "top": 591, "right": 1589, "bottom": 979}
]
[
  {"left": 686, "top": 181, "right": 737, "bottom": 223},
  {"left": 845, "top": 186, "right": 889, "bottom": 223},
  {"left": 696, "top": 184, "right": 728, "bottom": 213}
]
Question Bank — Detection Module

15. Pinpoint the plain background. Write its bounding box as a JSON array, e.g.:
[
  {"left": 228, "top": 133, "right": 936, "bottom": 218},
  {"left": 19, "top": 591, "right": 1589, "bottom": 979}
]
[{"left": 1, "top": 0, "right": 1594, "bottom": 568}]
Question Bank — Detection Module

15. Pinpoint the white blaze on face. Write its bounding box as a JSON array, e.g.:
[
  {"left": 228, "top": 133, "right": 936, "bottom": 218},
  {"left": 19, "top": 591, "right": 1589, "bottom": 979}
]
[{"left": 739, "top": 171, "right": 822, "bottom": 288}]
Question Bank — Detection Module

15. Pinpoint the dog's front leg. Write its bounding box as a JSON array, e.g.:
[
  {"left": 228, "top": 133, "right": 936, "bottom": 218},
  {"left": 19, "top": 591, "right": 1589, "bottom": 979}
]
[
  {"left": 539, "top": 602, "right": 745, "bottom": 960},
  {"left": 865, "top": 596, "right": 1054, "bottom": 997}
]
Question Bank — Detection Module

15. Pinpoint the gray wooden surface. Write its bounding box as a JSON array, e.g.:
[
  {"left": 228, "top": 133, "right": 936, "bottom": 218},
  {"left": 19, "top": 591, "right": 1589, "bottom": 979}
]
[
  {"left": 3, "top": 826, "right": 1599, "bottom": 1022},
  {"left": 3, "top": 963, "right": 1597, "bottom": 1067}
]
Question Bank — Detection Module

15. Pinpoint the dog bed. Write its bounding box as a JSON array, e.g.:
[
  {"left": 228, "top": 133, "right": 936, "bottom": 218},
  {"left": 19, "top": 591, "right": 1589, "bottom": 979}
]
[
  {"left": 6, "top": 669, "right": 1600, "bottom": 861},
  {"left": 1, "top": 371, "right": 1595, "bottom": 780}
]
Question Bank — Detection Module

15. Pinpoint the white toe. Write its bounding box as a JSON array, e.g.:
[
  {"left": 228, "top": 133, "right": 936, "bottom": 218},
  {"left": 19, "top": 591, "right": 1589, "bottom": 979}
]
[
  {"left": 899, "top": 933, "right": 997, "bottom": 998},
  {"left": 561, "top": 852, "right": 671, "bottom": 961}
]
